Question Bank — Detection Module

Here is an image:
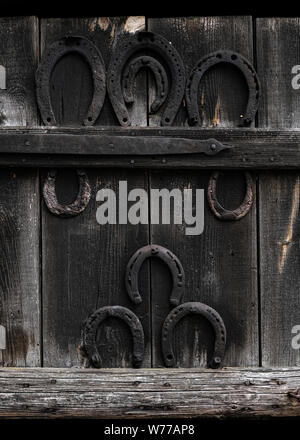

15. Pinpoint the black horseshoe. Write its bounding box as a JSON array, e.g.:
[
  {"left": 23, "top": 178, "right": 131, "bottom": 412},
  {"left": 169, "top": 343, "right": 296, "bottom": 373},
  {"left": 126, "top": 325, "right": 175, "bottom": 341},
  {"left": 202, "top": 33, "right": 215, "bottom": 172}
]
[
  {"left": 122, "top": 56, "right": 169, "bottom": 114},
  {"left": 207, "top": 171, "right": 254, "bottom": 221},
  {"left": 186, "top": 50, "right": 260, "bottom": 127},
  {"left": 162, "top": 302, "right": 226, "bottom": 369},
  {"left": 36, "top": 35, "right": 106, "bottom": 126},
  {"left": 126, "top": 244, "right": 185, "bottom": 307},
  {"left": 81, "top": 305, "right": 145, "bottom": 368},
  {"left": 43, "top": 169, "right": 91, "bottom": 217},
  {"left": 107, "top": 31, "right": 185, "bottom": 126}
]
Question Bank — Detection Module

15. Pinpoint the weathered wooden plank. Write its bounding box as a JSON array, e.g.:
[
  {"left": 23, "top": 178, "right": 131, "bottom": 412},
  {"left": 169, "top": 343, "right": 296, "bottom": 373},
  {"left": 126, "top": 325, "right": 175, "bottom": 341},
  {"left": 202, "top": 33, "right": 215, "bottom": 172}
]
[
  {"left": 148, "top": 17, "right": 258, "bottom": 367},
  {"left": 256, "top": 18, "right": 300, "bottom": 366},
  {"left": 0, "top": 17, "right": 39, "bottom": 126},
  {"left": 0, "top": 367, "right": 299, "bottom": 418},
  {"left": 2, "top": 128, "right": 300, "bottom": 168},
  {"left": 0, "top": 17, "right": 40, "bottom": 367},
  {"left": 41, "top": 17, "right": 151, "bottom": 367},
  {"left": 0, "top": 170, "right": 40, "bottom": 366}
]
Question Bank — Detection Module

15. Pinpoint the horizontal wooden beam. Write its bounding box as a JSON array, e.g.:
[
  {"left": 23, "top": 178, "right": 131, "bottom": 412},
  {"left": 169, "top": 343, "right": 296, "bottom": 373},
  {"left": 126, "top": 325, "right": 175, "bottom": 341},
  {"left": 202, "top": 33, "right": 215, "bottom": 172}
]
[
  {"left": 0, "top": 367, "right": 300, "bottom": 418},
  {"left": 0, "top": 127, "right": 300, "bottom": 168}
]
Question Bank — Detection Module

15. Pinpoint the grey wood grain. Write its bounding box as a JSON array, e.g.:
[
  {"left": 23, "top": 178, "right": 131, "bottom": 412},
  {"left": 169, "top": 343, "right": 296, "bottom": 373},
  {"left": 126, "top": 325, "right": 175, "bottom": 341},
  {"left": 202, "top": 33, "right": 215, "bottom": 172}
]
[
  {"left": 0, "top": 169, "right": 40, "bottom": 366},
  {"left": 40, "top": 17, "right": 151, "bottom": 367},
  {"left": 0, "top": 367, "right": 299, "bottom": 418},
  {"left": 0, "top": 17, "right": 39, "bottom": 126},
  {"left": 147, "top": 17, "right": 258, "bottom": 367},
  {"left": 0, "top": 17, "right": 40, "bottom": 367},
  {"left": 256, "top": 18, "right": 300, "bottom": 366}
]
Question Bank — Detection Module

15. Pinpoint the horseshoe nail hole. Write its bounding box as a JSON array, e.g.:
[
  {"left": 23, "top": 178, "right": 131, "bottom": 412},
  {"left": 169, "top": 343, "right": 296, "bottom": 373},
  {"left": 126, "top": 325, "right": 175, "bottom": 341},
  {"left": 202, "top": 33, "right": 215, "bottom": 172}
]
[
  {"left": 123, "top": 117, "right": 128, "bottom": 123},
  {"left": 231, "top": 54, "right": 237, "bottom": 60},
  {"left": 165, "top": 117, "right": 170, "bottom": 123},
  {"left": 87, "top": 117, "right": 93, "bottom": 122},
  {"left": 47, "top": 117, "right": 51, "bottom": 123},
  {"left": 167, "top": 354, "right": 173, "bottom": 361},
  {"left": 216, "top": 53, "right": 222, "bottom": 59}
]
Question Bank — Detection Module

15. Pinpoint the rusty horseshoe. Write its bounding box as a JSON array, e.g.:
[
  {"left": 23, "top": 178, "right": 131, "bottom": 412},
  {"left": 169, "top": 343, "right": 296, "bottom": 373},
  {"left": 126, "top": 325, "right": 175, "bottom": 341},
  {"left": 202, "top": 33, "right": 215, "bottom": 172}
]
[
  {"left": 107, "top": 31, "right": 185, "bottom": 126},
  {"left": 126, "top": 244, "right": 185, "bottom": 307},
  {"left": 43, "top": 169, "right": 91, "bottom": 217},
  {"left": 207, "top": 171, "right": 255, "bottom": 220},
  {"left": 186, "top": 50, "right": 260, "bottom": 127},
  {"left": 36, "top": 35, "right": 106, "bottom": 126},
  {"left": 122, "top": 55, "right": 169, "bottom": 114},
  {"left": 162, "top": 302, "right": 226, "bottom": 369},
  {"left": 81, "top": 305, "right": 145, "bottom": 368}
]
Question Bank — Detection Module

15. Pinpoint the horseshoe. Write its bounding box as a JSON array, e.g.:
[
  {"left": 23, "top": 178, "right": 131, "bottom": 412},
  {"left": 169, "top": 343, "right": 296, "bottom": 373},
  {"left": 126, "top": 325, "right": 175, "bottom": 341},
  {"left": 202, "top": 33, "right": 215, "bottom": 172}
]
[
  {"left": 122, "top": 55, "right": 169, "bottom": 114},
  {"left": 207, "top": 171, "right": 254, "bottom": 220},
  {"left": 186, "top": 50, "right": 260, "bottom": 127},
  {"left": 126, "top": 244, "right": 185, "bottom": 307},
  {"left": 107, "top": 31, "right": 185, "bottom": 126},
  {"left": 162, "top": 302, "right": 226, "bottom": 369},
  {"left": 43, "top": 169, "right": 91, "bottom": 217},
  {"left": 36, "top": 35, "right": 106, "bottom": 126},
  {"left": 81, "top": 305, "right": 145, "bottom": 368}
]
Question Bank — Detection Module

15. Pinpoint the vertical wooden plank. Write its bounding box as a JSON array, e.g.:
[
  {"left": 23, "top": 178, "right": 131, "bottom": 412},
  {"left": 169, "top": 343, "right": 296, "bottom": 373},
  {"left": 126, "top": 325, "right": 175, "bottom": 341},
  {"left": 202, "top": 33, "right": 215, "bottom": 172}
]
[
  {"left": 148, "top": 17, "right": 258, "bottom": 367},
  {"left": 0, "top": 17, "right": 39, "bottom": 126},
  {"left": 257, "top": 18, "right": 300, "bottom": 366},
  {"left": 41, "top": 17, "right": 151, "bottom": 367},
  {"left": 0, "top": 17, "right": 40, "bottom": 366}
]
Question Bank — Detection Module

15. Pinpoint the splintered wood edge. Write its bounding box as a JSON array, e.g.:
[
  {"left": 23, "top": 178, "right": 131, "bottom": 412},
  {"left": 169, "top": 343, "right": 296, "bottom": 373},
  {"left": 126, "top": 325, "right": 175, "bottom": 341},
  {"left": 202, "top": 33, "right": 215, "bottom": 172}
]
[{"left": 0, "top": 367, "right": 300, "bottom": 418}]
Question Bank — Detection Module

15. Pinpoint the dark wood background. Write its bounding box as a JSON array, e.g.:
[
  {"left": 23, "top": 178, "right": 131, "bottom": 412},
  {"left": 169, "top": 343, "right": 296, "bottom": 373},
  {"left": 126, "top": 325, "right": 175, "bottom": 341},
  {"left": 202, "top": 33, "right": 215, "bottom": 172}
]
[{"left": 0, "top": 16, "right": 298, "bottom": 369}]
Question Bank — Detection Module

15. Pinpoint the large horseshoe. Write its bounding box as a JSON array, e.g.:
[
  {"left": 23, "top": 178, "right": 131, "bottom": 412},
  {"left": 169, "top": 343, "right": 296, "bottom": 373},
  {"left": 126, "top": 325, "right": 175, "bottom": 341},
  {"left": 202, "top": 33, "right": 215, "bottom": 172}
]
[
  {"left": 122, "top": 55, "right": 169, "bottom": 114},
  {"left": 81, "top": 306, "right": 145, "bottom": 368},
  {"left": 186, "top": 50, "right": 260, "bottom": 127},
  {"left": 107, "top": 31, "right": 185, "bottom": 126},
  {"left": 36, "top": 35, "right": 106, "bottom": 126},
  {"left": 207, "top": 171, "right": 254, "bottom": 220},
  {"left": 162, "top": 302, "right": 226, "bottom": 369},
  {"left": 43, "top": 169, "right": 91, "bottom": 217},
  {"left": 126, "top": 244, "right": 185, "bottom": 307}
]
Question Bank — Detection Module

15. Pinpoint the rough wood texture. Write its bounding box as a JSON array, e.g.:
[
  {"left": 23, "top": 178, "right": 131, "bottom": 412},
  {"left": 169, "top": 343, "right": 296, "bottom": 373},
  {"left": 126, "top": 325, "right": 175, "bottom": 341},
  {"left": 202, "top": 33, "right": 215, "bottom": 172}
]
[
  {"left": 0, "top": 17, "right": 40, "bottom": 367},
  {"left": 40, "top": 17, "right": 151, "bottom": 367},
  {"left": 0, "top": 17, "right": 39, "bottom": 126},
  {"left": 148, "top": 17, "right": 258, "bottom": 367},
  {"left": 256, "top": 18, "right": 300, "bottom": 366},
  {"left": 0, "top": 367, "right": 300, "bottom": 418},
  {"left": 0, "top": 170, "right": 40, "bottom": 366}
]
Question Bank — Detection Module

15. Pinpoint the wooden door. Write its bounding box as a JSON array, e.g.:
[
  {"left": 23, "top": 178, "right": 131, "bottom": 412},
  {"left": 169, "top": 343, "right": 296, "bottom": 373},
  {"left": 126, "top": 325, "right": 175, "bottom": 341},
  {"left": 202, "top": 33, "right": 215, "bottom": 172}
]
[{"left": 0, "top": 15, "right": 298, "bottom": 372}]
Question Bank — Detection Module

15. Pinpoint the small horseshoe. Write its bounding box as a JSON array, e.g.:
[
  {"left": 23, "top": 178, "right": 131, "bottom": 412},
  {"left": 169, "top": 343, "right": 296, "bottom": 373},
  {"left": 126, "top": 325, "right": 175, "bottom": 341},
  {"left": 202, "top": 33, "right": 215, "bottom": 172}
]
[
  {"left": 162, "top": 302, "right": 226, "bottom": 369},
  {"left": 81, "top": 305, "right": 145, "bottom": 368},
  {"left": 186, "top": 50, "right": 260, "bottom": 127},
  {"left": 43, "top": 169, "right": 91, "bottom": 217},
  {"left": 126, "top": 244, "right": 185, "bottom": 307},
  {"left": 207, "top": 171, "right": 254, "bottom": 221},
  {"left": 122, "top": 56, "right": 169, "bottom": 113},
  {"left": 36, "top": 35, "right": 106, "bottom": 126},
  {"left": 107, "top": 31, "right": 185, "bottom": 127}
]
